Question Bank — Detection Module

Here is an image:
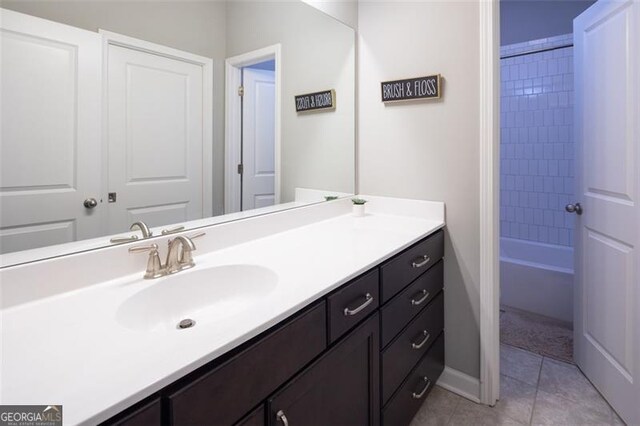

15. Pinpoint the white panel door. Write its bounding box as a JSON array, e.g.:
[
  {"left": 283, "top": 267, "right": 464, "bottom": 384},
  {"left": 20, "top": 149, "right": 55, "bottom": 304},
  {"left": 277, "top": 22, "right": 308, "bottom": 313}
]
[
  {"left": 107, "top": 42, "right": 205, "bottom": 234},
  {"left": 574, "top": 1, "right": 639, "bottom": 424},
  {"left": 0, "top": 9, "right": 102, "bottom": 254},
  {"left": 242, "top": 67, "right": 275, "bottom": 210}
]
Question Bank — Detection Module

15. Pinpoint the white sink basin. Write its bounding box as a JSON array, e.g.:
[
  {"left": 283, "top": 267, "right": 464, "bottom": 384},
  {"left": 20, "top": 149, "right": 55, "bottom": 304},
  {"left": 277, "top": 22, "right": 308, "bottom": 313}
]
[{"left": 116, "top": 265, "right": 278, "bottom": 332}]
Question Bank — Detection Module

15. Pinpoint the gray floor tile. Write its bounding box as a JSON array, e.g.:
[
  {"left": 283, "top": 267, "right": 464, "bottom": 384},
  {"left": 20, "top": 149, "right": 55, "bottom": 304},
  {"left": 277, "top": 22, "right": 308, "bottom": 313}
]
[
  {"left": 449, "top": 398, "right": 525, "bottom": 426},
  {"left": 612, "top": 411, "right": 626, "bottom": 426},
  {"left": 538, "top": 357, "right": 612, "bottom": 417},
  {"left": 492, "top": 375, "right": 537, "bottom": 424},
  {"left": 409, "top": 411, "right": 452, "bottom": 426},
  {"left": 531, "top": 389, "right": 612, "bottom": 425},
  {"left": 410, "top": 386, "right": 463, "bottom": 426},
  {"left": 501, "top": 343, "right": 543, "bottom": 386}
]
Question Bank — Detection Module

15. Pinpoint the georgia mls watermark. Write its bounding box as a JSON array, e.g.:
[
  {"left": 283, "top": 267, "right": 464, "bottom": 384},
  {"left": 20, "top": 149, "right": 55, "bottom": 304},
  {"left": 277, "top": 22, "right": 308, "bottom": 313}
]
[{"left": 0, "top": 405, "right": 62, "bottom": 426}]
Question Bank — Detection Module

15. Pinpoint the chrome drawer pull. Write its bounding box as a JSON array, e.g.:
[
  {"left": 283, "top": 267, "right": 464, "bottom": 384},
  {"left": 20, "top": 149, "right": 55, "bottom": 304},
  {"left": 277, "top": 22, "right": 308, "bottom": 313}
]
[
  {"left": 343, "top": 293, "right": 374, "bottom": 316},
  {"left": 412, "top": 255, "right": 430, "bottom": 268},
  {"left": 276, "top": 410, "right": 289, "bottom": 426},
  {"left": 412, "top": 377, "right": 432, "bottom": 399},
  {"left": 411, "top": 330, "right": 430, "bottom": 349},
  {"left": 411, "top": 289, "right": 430, "bottom": 306}
]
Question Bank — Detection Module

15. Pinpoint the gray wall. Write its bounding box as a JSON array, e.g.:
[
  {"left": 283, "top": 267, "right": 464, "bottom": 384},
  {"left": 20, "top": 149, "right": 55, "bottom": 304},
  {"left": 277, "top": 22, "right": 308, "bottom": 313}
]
[
  {"left": 358, "top": 1, "right": 481, "bottom": 379},
  {"left": 301, "top": 0, "right": 358, "bottom": 29},
  {"left": 227, "top": 1, "right": 355, "bottom": 202},
  {"left": 501, "top": 0, "right": 595, "bottom": 45}
]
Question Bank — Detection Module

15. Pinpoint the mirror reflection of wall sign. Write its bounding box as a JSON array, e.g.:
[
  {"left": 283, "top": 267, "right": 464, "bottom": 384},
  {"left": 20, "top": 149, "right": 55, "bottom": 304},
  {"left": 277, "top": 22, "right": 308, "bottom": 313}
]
[
  {"left": 381, "top": 75, "right": 441, "bottom": 103},
  {"left": 295, "top": 89, "right": 336, "bottom": 113}
]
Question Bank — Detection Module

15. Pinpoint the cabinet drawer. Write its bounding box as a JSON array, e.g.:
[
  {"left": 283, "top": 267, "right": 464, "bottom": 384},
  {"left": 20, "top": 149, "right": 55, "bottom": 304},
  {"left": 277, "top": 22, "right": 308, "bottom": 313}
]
[
  {"left": 382, "top": 333, "right": 445, "bottom": 426},
  {"left": 381, "top": 261, "right": 443, "bottom": 348},
  {"left": 380, "top": 230, "right": 444, "bottom": 303},
  {"left": 167, "top": 302, "right": 326, "bottom": 426},
  {"left": 236, "top": 405, "right": 264, "bottom": 426},
  {"left": 102, "top": 398, "right": 161, "bottom": 426},
  {"left": 327, "top": 269, "right": 379, "bottom": 343},
  {"left": 381, "top": 292, "right": 444, "bottom": 404}
]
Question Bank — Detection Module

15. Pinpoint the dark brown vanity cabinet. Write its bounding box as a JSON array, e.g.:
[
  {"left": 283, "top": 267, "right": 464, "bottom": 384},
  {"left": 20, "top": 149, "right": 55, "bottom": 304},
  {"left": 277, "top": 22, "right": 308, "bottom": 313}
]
[
  {"left": 102, "top": 229, "right": 445, "bottom": 426},
  {"left": 267, "top": 314, "right": 380, "bottom": 426},
  {"left": 379, "top": 230, "right": 445, "bottom": 425},
  {"left": 166, "top": 303, "right": 327, "bottom": 426},
  {"left": 106, "top": 398, "right": 162, "bottom": 426}
]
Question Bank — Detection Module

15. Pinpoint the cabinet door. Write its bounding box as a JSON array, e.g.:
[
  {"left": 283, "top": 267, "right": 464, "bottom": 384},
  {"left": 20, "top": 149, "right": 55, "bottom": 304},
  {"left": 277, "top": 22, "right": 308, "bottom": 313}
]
[{"left": 268, "top": 314, "right": 380, "bottom": 426}]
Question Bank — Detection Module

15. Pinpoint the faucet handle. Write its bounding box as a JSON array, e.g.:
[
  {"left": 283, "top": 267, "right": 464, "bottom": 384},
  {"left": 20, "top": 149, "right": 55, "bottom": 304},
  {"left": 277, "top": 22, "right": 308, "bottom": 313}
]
[
  {"left": 129, "top": 244, "right": 165, "bottom": 279},
  {"left": 128, "top": 244, "right": 159, "bottom": 253},
  {"left": 110, "top": 235, "right": 139, "bottom": 244},
  {"left": 161, "top": 225, "right": 185, "bottom": 235}
]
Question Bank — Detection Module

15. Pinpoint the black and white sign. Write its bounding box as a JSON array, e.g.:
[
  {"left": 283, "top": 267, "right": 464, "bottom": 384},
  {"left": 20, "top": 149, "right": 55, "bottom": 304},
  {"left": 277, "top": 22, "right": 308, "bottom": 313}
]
[
  {"left": 381, "top": 75, "right": 441, "bottom": 103},
  {"left": 295, "top": 89, "right": 335, "bottom": 113}
]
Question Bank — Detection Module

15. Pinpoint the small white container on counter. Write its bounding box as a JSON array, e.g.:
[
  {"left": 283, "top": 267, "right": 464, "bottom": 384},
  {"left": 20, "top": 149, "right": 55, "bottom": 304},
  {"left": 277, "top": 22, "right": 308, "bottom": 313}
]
[{"left": 352, "top": 204, "right": 366, "bottom": 217}]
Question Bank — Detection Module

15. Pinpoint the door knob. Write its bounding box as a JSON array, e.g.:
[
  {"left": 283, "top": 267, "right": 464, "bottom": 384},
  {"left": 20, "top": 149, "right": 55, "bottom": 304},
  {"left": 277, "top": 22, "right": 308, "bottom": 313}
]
[
  {"left": 565, "top": 203, "right": 583, "bottom": 215},
  {"left": 83, "top": 198, "right": 98, "bottom": 209}
]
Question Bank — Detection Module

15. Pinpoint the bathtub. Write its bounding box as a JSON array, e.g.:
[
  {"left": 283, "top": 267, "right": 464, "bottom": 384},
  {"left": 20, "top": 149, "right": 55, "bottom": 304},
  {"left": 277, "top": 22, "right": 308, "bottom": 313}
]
[{"left": 500, "top": 237, "right": 574, "bottom": 324}]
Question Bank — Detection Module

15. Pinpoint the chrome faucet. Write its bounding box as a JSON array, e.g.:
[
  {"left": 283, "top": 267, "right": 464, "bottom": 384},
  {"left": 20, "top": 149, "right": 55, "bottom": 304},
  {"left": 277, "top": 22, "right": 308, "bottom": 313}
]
[
  {"left": 128, "top": 232, "right": 205, "bottom": 279},
  {"left": 130, "top": 221, "right": 152, "bottom": 238},
  {"left": 165, "top": 235, "right": 196, "bottom": 274}
]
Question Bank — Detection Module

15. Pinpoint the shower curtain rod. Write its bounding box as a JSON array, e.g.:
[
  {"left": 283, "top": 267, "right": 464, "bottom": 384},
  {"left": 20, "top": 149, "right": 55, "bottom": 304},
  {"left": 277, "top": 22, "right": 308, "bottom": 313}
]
[{"left": 500, "top": 43, "right": 573, "bottom": 60}]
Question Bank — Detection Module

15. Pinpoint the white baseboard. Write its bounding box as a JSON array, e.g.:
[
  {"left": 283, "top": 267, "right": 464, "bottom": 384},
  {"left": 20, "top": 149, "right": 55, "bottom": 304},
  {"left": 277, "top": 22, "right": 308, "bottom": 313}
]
[{"left": 437, "top": 366, "right": 481, "bottom": 403}]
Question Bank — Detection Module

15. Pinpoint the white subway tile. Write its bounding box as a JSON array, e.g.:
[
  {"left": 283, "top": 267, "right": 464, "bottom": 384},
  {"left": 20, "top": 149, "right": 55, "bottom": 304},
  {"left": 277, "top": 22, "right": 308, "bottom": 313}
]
[
  {"left": 534, "top": 209, "right": 544, "bottom": 225},
  {"left": 534, "top": 176, "right": 544, "bottom": 192},
  {"left": 538, "top": 226, "right": 549, "bottom": 243}
]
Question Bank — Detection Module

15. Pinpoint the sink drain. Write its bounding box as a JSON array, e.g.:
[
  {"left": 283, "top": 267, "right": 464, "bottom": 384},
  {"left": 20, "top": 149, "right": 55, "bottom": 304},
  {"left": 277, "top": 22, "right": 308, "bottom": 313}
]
[{"left": 178, "top": 318, "right": 195, "bottom": 329}]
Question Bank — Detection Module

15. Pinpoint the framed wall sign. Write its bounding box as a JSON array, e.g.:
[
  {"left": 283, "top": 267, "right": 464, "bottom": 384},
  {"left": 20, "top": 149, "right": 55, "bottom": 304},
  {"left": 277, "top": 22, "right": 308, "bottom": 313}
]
[
  {"left": 295, "top": 89, "right": 336, "bottom": 113},
  {"left": 381, "top": 74, "right": 441, "bottom": 103}
]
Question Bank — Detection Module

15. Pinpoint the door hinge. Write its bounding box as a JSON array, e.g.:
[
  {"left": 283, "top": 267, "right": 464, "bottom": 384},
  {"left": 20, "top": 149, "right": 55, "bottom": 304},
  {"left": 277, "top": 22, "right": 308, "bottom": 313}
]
[
  {"left": 238, "top": 86, "right": 244, "bottom": 97},
  {"left": 237, "top": 164, "right": 243, "bottom": 174}
]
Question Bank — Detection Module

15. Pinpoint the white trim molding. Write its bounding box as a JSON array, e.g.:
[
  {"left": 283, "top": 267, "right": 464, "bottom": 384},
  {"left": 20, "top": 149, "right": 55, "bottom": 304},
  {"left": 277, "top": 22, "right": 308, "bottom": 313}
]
[
  {"left": 224, "top": 44, "right": 282, "bottom": 214},
  {"left": 437, "top": 366, "right": 481, "bottom": 404},
  {"left": 478, "top": 0, "right": 501, "bottom": 407}
]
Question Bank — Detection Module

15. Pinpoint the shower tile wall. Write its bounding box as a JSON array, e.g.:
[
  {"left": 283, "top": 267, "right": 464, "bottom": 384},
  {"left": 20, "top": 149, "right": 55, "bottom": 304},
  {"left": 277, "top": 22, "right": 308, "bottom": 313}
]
[{"left": 500, "top": 34, "right": 575, "bottom": 247}]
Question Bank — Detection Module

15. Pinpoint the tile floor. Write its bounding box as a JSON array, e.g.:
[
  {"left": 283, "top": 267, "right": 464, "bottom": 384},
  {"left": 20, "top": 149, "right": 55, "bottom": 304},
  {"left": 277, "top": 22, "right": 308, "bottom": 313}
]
[{"left": 410, "top": 344, "right": 625, "bottom": 426}]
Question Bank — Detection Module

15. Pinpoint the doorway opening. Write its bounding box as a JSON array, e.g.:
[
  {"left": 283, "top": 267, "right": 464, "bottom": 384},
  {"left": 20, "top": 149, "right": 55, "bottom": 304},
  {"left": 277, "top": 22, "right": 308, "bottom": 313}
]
[
  {"left": 496, "top": 1, "right": 638, "bottom": 424},
  {"left": 499, "top": 32, "right": 576, "bottom": 363},
  {"left": 225, "top": 45, "right": 281, "bottom": 214}
]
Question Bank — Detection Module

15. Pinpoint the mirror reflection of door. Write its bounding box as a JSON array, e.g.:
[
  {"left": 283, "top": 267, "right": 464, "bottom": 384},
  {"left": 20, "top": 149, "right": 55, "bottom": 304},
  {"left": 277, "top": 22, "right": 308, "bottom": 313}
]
[
  {"left": 104, "top": 32, "right": 213, "bottom": 233},
  {"left": 0, "top": 11, "right": 103, "bottom": 254},
  {"left": 241, "top": 62, "right": 276, "bottom": 211}
]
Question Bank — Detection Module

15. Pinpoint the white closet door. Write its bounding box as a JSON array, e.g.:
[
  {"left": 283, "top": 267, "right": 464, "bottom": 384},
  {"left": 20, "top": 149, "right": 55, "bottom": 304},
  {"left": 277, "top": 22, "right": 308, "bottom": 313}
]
[
  {"left": 574, "top": 1, "right": 639, "bottom": 424},
  {"left": 242, "top": 67, "right": 275, "bottom": 210},
  {"left": 106, "top": 39, "right": 206, "bottom": 234},
  {"left": 0, "top": 9, "right": 102, "bottom": 254}
]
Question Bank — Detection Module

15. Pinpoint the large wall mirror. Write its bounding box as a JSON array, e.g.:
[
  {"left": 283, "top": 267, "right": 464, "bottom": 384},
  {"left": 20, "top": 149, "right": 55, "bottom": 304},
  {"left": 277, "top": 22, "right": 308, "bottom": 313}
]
[{"left": 0, "top": 0, "right": 355, "bottom": 266}]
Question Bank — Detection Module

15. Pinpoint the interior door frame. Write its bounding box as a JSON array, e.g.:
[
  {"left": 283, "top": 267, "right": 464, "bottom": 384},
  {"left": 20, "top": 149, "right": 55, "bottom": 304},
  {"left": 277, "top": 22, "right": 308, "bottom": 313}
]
[
  {"left": 99, "top": 30, "right": 214, "bottom": 223},
  {"left": 224, "top": 44, "right": 282, "bottom": 214},
  {"left": 478, "top": 0, "right": 501, "bottom": 407}
]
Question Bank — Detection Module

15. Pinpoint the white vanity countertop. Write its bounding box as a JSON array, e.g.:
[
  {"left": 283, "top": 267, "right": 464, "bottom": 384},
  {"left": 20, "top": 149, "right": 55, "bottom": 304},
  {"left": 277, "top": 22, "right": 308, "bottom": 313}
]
[{"left": 1, "top": 201, "right": 444, "bottom": 425}]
